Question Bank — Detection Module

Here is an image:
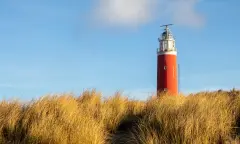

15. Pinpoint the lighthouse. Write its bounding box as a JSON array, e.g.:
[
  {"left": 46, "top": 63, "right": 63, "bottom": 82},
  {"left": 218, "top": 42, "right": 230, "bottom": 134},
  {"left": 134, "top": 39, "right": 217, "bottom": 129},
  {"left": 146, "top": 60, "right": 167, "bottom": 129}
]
[{"left": 157, "top": 24, "right": 178, "bottom": 95}]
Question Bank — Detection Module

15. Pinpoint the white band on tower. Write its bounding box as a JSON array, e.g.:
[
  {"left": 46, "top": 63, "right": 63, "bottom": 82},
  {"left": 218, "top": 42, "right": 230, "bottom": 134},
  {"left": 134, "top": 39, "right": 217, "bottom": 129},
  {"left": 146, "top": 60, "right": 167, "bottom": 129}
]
[{"left": 158, "top": 51, "right": 177, "bottom": 56}]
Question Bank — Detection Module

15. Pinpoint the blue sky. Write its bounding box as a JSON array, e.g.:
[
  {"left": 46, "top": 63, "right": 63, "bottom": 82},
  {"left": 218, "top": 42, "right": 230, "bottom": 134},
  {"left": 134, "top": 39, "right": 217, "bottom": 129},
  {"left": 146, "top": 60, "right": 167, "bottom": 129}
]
[{"left": 0, "top": 0, "right": 239, "bottom": 101}]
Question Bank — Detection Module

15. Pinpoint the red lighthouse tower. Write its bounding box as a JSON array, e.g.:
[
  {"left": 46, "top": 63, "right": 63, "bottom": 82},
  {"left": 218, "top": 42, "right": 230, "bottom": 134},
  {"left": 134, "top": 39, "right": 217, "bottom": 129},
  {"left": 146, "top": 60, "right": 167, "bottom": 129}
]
[{"left": 157, "top": 24, "right": 178, "bottom": 95}]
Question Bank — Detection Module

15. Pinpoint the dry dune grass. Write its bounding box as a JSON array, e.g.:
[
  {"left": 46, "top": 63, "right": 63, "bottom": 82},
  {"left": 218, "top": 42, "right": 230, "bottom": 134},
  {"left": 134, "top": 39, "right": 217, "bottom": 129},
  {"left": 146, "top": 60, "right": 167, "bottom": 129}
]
[{"left": 0, "top": 89, "right": 240, "bottom": 144}]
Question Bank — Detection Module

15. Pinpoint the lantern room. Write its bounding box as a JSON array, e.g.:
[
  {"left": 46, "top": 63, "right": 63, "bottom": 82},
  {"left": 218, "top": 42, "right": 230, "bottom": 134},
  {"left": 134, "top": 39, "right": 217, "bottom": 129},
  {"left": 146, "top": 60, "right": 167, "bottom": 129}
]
[{"left": 157, "top": 26, "right": 176, "bottom": 54}]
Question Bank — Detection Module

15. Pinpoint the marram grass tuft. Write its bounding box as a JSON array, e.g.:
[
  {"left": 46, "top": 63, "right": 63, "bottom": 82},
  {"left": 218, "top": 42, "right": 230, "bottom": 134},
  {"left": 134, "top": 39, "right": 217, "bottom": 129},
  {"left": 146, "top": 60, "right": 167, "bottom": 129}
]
[{"left": 1, "top": 89, "right": 240, "bottom": 143}]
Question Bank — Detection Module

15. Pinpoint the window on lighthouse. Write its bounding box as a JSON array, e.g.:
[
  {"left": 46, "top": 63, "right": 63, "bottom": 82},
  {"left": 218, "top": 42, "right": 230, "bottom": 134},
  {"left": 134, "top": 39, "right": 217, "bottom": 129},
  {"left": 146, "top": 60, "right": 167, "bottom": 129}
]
[
  {"left": 168, "top": 41, "right": 172, "bottom": 50},
  {"left": 163, "top": 41, "right": 167, "bottom": 51},
  {"left": 160, "top": 41, "right": 163, "bottom": 51},
  {"left": 162, "top": 35, "right": 166, "bottom": 40}
]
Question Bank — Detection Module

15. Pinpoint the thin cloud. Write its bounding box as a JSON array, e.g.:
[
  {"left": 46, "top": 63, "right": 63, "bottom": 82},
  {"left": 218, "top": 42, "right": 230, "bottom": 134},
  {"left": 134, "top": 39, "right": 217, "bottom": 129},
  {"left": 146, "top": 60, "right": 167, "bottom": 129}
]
[
  {"left": 0, "top": 84, "right": 15, "bottom": 88},
  {"left": 167, "top": 0, "right": 205, "bottom": 27},
  {"left": 0, "top": 83, "right": 38, "bottom": 89},
  {"left": 92, "top": 0, "right": 205, "bottom": 28},
  {"left": 0, "top": 64, "right": 49, "bottom": 89}
]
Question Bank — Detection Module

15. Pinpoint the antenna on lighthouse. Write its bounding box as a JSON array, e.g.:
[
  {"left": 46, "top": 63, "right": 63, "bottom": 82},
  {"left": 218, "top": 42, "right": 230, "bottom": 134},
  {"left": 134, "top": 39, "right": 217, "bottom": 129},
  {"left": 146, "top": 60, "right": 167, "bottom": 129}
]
[
  {"left": 160, "top": 24, "right": 173, "bottom": 30},
  {"left": 159, "top": 24, "right": 175, "bottom": 40}
]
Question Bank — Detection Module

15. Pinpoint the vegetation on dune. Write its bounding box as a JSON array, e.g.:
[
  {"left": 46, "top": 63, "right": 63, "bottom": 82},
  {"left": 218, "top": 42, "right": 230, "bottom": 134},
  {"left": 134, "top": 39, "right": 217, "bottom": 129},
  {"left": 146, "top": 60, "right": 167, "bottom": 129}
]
[{"left": 1, "top": 89, "right": 240, "bottom": 144}]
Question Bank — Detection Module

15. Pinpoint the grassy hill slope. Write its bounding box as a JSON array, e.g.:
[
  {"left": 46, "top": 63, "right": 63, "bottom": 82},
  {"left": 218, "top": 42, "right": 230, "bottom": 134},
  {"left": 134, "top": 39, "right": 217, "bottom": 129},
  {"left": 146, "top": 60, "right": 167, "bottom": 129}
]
[{"left": 1, "top": 89, "right": 240, "bottom": 144}]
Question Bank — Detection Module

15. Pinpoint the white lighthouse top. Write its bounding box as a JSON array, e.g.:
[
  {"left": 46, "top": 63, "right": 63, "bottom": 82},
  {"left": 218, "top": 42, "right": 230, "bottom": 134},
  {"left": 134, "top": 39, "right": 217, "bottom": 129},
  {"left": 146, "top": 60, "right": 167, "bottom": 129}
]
[{"left": 157, "top": 24, "right": 177, "bottom": 55}]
